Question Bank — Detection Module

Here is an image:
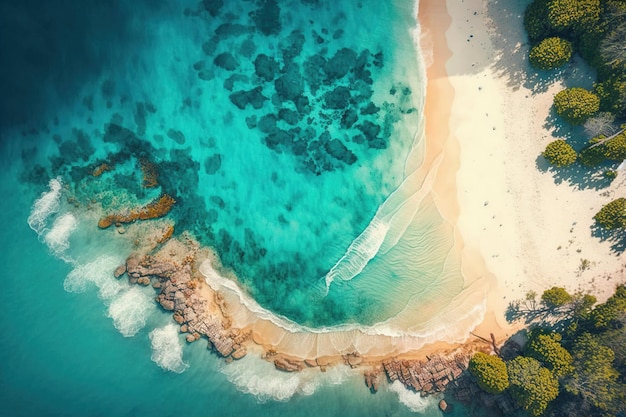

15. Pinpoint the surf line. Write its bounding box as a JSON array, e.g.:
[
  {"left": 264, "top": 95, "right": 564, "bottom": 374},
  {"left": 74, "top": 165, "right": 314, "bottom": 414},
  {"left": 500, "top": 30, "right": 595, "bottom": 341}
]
[{"left": 323, "top": 153, "right": 443, "bottom": 293}]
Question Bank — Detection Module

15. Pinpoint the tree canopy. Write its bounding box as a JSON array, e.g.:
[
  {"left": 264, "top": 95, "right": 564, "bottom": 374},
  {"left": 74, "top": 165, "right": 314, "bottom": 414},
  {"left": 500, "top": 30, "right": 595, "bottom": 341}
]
[
  {"left": 541, "top": 287, "right": 574, "bottom": 309},
  {"left": 507, "top": 356, "right": 559, "bottom": 416},
  {"left": 547, "top": 0, "right": 601, "bottom": 32},
  {"left": 529, "top": 37, "right": 573, "bottom": 70},
  {"left": 468, "top": 352, "right": 510, "bottom": 394},
  {"left": 542, "top": 140, "right": 577, "bottom": 167},
  {"left": 564, "top": 333, "right": 622, "bottom": 412},
  {"left": 554, "top": 88, "right": 600, "bottom": 125},
  {"left": 525, "top": 331, "right": 574, "bottom": 378},
  {"left": 593, "top": 198, "right": 626, "bottom": 230}
]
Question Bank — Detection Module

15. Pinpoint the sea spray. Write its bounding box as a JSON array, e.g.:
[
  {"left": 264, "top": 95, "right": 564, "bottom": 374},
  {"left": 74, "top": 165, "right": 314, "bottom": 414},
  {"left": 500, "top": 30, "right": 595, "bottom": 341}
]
[
  {"left": 149, "top": 324, "right": 188, "bottom": 373},
  {"left": 108, "top": 287, "right": 155, "bottom": 337},
  {"left": 219, "top": 355, "right": 353, "bottom": 403},
  {"left": 388, "top": 380, "right": 435, "bottom": 413},
  {"left": 27, "top": 177, "right": 63, "bottom": 234},
  {"left": 44, "top": 212, "right": 77, "bottom": 257},
  {"left": 64, "top": 255, "right": 126, "bottom": 300}
]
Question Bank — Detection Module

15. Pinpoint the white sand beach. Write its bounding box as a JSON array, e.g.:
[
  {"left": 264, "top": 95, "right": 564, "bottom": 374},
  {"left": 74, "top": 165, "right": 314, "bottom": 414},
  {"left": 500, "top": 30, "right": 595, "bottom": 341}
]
[{"left": 427, "top": 0, "right": 626, "bottom": 338}]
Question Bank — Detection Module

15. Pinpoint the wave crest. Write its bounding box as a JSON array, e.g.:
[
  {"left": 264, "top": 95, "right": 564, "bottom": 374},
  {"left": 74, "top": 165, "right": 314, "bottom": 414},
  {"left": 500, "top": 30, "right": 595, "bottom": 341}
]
[
  {"left": 149, "top": 324, "right": 188, "bottom": 373},
  {"left": 108, "top": 287, "right": 154, "bottom": 337},
  {"left": 28, "top": 177, "right": 63, "bottom": 234}
]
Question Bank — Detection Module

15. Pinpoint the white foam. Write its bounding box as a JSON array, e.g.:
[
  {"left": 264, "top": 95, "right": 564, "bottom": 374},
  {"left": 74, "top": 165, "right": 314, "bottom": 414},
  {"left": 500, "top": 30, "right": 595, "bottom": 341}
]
[
  {"left": 28, "top": 177, "right": 63, "bottom": 234},
  {"left": 64, "top": 255, "right": 126, "bottom": 300},
  {"left": 44, "top": 212, "right": 77, "bottom": 255},
  {"left": 219, "top": 355, "right": 351, "bottom": 403},
  {"left": 108, "top": 287, "right": 154, "bottom": 337},
  {"left": 323, "top": 217, "right": 390, "bottom": 290},
  {"left": 149, "top": 324, "right": 188, "bottom": 373},
  {"left": 389, "top": 380, "right": 434, "bottom": 413}
]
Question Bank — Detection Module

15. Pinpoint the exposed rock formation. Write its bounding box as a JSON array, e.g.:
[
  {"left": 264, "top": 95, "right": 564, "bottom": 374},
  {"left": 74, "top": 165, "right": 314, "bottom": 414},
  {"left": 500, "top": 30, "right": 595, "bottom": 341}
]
[
  {"left": 383, "top": 352, "right": 469, "bottom": 396},
  {"left": 98, "top": 194, "right": 176, "bottom": 228}
]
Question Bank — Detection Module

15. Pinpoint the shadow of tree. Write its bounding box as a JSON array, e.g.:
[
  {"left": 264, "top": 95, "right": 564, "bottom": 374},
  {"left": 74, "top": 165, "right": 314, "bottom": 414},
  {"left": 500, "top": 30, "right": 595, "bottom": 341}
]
[
  {"left": 591, "top": 224, "right": 626, "bottom": 254},
  {"left": 485, "top": 1, "right": 596, "bottom": 95}
]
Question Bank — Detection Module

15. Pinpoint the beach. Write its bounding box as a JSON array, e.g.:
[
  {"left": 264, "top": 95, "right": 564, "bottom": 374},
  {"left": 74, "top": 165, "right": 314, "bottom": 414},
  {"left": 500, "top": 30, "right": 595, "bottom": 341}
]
[{"left": 2, "top": 0, "right": 625, "bottom": 415}]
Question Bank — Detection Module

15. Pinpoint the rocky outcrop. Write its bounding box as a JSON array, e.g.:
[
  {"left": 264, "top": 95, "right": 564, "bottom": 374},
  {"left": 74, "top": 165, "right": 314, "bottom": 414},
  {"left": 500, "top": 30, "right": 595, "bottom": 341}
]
[
  {"left": 383, "top": 352, "right": 469, "bottom": 396},
  {"left": 274, "top": 356, "right": 305, "bottom": 372},
  {"left": 364, "top": 371, "right": 380, "bottom": 393},
  {"left": 122, "top": 249, "right": 248, "bottom": 361},
  {"left": 98, "top": 194, "right": 176, "bottom": 229}
]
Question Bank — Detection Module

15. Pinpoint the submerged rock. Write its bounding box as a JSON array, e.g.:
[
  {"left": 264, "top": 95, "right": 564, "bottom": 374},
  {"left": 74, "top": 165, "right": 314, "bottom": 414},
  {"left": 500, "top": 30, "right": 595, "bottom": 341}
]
[
  {"left": 214, "top": 52, "right": 239, "bottom": 71},
  {"left": 254, "top": 54, "right": 280, "bottom": 82},
  {"left": 252, "top": 0, "right": 281, "bottom": 36},
  {"left": 229, "top": 87, "right": 267, "bottom": 110}
]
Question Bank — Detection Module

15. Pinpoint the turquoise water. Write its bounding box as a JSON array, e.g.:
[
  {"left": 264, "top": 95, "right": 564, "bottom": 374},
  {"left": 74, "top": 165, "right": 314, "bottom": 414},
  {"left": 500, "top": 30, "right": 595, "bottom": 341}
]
[{"left": 0, "top": 0, "right": 478, "bottom": 415}]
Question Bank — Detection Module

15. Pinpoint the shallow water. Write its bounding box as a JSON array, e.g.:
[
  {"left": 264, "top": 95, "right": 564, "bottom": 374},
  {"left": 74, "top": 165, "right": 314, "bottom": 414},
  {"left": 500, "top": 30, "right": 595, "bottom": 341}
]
[{"left": 0, "top": 0, "right": 480, "bottom": 414}]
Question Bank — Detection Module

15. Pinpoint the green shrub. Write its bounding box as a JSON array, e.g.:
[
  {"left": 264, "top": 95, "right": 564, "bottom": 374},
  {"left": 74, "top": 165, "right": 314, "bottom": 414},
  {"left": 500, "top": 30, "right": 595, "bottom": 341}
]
[
  {"left": 554, "top": 88, "right": 600, "bottom": 125},
  {"left": 541, "top": 287, "right": 574, "bottom": 308},
  {"left": 542, "top": 140, "right": 577, "bottom": 166},
  {"left": 529, "top": 37, "right": 573, "bottom": 70},
  {"left": 547, "top": 0, "right": 601, "bottom": 32},
  {"left": 507, "top": 356, "right": 559, "bottom": 417},
  {"left": 594, "top": 198, "right": 626, "bottom": 230},
  {"left": 524, "top": 0, "right": 552, "bottom": 43},
  {"left": 525, "top": 332, "right": 574, "bottom": 378},
  {"left": 468, "top": 352, "right": 509, "bottom": 394}
]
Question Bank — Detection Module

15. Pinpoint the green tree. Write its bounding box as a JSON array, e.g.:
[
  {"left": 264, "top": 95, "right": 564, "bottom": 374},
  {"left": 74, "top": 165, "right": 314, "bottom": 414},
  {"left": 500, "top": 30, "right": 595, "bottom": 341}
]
[
  {"left": 525, "top": 332, "right": 574, "bottom": 378},
  {"left": 507, "top": 356, "right": 559, "bottom": 416},
  {"left": 468, "top": 352, "right": 510, "bottom": 394},
  {"left": 529, "top": 37, "right": 573, "bottom": 70},
  {"left": 547, "top": 0, "right": 601, "bottom": 32},
  {"left": 589, "top": 284, "right": 626, "bottom": 329},
  {"left": 595, "top": 76, "right": 626, "bottom": 118},
  {"left": 564, "top": 333, "right": 621, "bottom": 412},
  {"left": 542, "top": 140, "right": 577, "bottom": 167},
  {"left": 541, "top": 287, "right": 573, "bottom": 308},
  {"left": 554, "top": 88, "right": 600, "bottom": 125},
  {"left": 524, "top": 0, "right": 553, "bottom": 43},
  {"left": 593, "top": 198, "right": 626, "bottom": 230}
]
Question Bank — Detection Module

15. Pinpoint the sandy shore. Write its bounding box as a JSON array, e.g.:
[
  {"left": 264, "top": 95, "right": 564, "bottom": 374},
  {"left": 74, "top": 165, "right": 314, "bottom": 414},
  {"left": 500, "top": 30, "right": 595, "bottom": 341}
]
[{"left": 438, "top": 0, "right": 626, "bottom": 331}]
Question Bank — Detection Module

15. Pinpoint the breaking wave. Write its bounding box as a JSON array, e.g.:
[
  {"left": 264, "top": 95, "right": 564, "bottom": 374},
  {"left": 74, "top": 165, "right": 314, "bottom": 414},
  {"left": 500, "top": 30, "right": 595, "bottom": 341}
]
[
  {"left": 149, "top": 324, "right": 188, "bottom": 373},
  {"left": 108, "top": 287, "right": 154, "bottom": 337},
  {"left": 27, "top": 177, "right": 63, "bottom": 234}
]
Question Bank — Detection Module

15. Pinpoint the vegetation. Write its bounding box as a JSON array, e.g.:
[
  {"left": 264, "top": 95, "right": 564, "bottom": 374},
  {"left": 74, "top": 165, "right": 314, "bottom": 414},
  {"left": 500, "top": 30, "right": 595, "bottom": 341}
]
[
  {"left": 553, "top": 88, "right": 600, "bottom": 125},
  {"left": 504, "top": 284, "right": 626, "bottom": 416},
  {"left": 546, "top": 0, "right": 601, "bottom": 32},
  {"left": 541, "top": 286, "right": 574, "bottom": 308},
  {"left": 542, "top": 140, "right": 577, "bottom": 166},
  {"left": 468, "top": 352, "right": 509, "bottom": 394},
  {"left": 529, "top": 37, "right": 573, "bottom": 70},
  {"left": 525, "top": 331, "right": 574, "bottom": 378},
  {"left": 593, "top": 198, "right": 626, "bottom": 230},
  {"left": 507, "top": 356, "right": 559, "bottom": 416}
]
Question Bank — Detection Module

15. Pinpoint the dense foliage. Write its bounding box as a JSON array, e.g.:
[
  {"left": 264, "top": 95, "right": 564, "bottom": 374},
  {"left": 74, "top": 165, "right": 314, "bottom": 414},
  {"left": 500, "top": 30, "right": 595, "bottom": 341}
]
[
  {"left": 542, "top": 140, "right": 577, "bottom": 166},
  {"left": 505, "top": 285, "right": 626, "bottom": 416},
  {"left": 525, "top": 332, "right": 574, "bottom": 378},
  {"left": 529, "top": 37, "right": 573, "bottom": 70},
  {"left": 541, "top": 286, "right": 574, "bottom": 308},
  {"left": 553, "top": 88, "right": 600, "bottom": 125},
  {"left": 546, "top": 0, "right": 601, "bottom": 32},
  {"left": 507, "top": 356, "right": 560, "bottom": 416},
  {"left": 593, "top": 198, "right": 626, "bottom": 230},
  {"left": 468, "top": 352, "right": 510, "bottom": 394}
]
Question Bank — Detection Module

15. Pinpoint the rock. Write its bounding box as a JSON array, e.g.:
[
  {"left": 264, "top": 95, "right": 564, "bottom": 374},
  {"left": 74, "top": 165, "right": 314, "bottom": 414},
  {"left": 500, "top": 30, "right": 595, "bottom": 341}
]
[
  {"left": 323, "top": 86, "right": 352, "bottom": 110},
  {"left": 325, "top": 139, "right": 357, "bottom": 165},
  {"left": 439, "top": 399, "right": 453, "bottom": 413},
  {"left": 254, "top": 54, "right": 280, "bottom": 81},
  {"left": 304, "top": 359, "right": 317, "bottom": 368},
  {"left": 274, "top": 64, "right": 304, "bottom": 102},
  {"left": 117, "top": 227, "right": 126, "bottom": 234},
  {"left": 229, "top": 87, "right": 267, "bottom": 110},
  {"left": 167, "top": 129, "right": 186, "bottom": 145},
  {"left": 204, "top": 154, "right": 222, "bottom": 175},
  {"left": 231, "top": 346, "right": 247, "bottom": 360},
  {"left": 324, "top": 48, "right": 357, "bottom": 81},
  {"left": 274, "top": 357, "right": 304, "bottom": 372},
  {"left": 114, "top": 265, "right": 127, "bottom": 278},
  {"left": 345, "top": 353, "right": 363, "bottom": 368},
  {"left": 214, "top": 52, "right": 239, "bottom": 71},
  {"left": 186, "top": 334, "right": 196, "bottom": 343},
  {"left": 252, "top": 0, "right": 281, "bottom": 36}
]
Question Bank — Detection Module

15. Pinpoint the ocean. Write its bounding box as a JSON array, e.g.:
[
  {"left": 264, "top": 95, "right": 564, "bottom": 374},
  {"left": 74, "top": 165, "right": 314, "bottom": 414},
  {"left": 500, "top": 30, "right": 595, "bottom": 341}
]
[{"left": 0, "top": 0, "right": 479, "bottom": 415}]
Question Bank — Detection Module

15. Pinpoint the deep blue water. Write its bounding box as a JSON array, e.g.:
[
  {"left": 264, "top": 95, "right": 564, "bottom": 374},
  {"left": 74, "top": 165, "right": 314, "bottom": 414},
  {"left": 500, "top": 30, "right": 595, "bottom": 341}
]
[{"left": 0, "top": 0, "right": 477, "bottom": 415}]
